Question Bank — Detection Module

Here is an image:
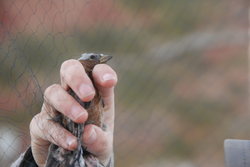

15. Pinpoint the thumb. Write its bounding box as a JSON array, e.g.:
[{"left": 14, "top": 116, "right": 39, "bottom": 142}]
[{"left": 82, "top": 124, "right": 113, "bottom": 165}]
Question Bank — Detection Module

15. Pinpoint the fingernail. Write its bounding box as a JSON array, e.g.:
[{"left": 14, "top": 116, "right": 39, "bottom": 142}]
[
  {"left": 83, "top": 128, "right": 97, "bottom": 145},
  {"left": 66, "top": 136, "right": 77, "bottom": 148},
  {"left": 103, "top": 73, "right": 115, "bottom": 81},
  {"left": 71, "top": 106, "right": 85, "bottom": 120},
  {"left": 79, "top": 84, "right": 94, "bottom": 98}
]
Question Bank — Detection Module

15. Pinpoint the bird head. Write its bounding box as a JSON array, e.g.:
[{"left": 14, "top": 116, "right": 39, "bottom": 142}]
[{"left": 78, "top": 53, "right": 112, "bottom": 71}]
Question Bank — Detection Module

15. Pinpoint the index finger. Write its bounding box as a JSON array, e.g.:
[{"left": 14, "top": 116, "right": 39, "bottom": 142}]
[{"left": 60, "top": 59, "right": 95, "bottom": 102}]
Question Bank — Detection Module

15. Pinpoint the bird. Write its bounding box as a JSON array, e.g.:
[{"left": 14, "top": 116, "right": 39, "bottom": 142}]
[{"left": 45, "top": 53, "right": 113, "bottom": 167}]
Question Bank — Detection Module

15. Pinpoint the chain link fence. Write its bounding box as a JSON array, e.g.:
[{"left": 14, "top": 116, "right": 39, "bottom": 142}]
[{"left": 0, "top": 0, "right": 249, "bottom": 166}]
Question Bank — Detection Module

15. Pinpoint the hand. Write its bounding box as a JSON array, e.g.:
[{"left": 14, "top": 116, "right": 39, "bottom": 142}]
[{"left": 29, "top": 59, "right": 117, "bottom": 166}]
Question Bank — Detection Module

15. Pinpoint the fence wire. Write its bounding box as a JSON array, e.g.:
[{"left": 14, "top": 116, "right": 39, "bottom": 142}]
[{"left": 0, "top": 0, "right": 249, "bottom": 166}]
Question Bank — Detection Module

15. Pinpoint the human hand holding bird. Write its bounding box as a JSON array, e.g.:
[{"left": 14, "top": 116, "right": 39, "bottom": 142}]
[{"left": 29, "top": 53, "right": 117, "bottom": 166}]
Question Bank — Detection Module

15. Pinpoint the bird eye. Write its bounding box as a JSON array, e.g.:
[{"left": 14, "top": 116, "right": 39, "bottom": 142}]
[{"left": 90, "top": 55, "right": 95, "bottom": 59}]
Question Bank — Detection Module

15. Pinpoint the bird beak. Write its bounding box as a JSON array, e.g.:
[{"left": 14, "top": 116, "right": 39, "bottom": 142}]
[{"left": 100, "top": 55, "right": 113, "bottom": 63}]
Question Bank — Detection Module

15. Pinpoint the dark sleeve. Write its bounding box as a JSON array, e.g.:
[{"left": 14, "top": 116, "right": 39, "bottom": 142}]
[
  {"left": 12, "top": 146, "right": 114, "bottom": 167},
  {"left": 11, "top": 146, "right": 38, "bottom": 167}
]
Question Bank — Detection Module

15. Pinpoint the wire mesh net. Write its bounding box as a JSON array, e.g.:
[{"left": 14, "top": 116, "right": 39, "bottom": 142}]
[{"left": 0, "top": 0, "right": 249, "bottom": 166}]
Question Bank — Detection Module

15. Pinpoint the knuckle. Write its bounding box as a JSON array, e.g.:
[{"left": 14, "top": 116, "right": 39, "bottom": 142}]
[
  {"left": 57, "top": 100, "right": 70, "bottom": 115},
  {"left": 61, "top": 59, "right": 78, "bottom": 70},
  {"left": 30, "top": 115, "right": 38, "bottom": 132},
  {"left": 60, "top": 60, "right": 84, "bottom": 85},
  {"left": 60, "top": 59, "right": 80, "bottom": 75},
  {"left": 30, "top": 113, "right": 45, "bottom": 137},
  {"left": 44, "top": 84, "right": 60, "bottom": 98},
  {"left": 66, "top": 72, "right": 77, "bottom": 83},
  {"left": 44, "top": 84, "right": 65, "bottom": 112}
]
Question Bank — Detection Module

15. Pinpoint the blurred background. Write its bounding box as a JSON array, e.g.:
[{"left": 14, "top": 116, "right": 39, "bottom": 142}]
[{"left": 0, "top": 0, "right": 249, "bottom": 166}]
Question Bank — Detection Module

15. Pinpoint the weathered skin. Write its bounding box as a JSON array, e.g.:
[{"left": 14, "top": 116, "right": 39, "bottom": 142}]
[{"left": 45, "top": 53, "right": 112, "bottom": 167}]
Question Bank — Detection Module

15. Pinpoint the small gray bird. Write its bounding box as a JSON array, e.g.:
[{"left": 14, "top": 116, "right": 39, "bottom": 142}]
[{"left": 45, "top": 53, "right": 112, "bottom": 167}]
